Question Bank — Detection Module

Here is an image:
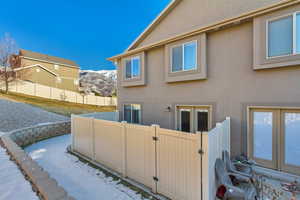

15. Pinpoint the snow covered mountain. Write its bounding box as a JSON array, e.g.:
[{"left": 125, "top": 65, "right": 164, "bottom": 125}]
[{"left": 79, "top": 70, "right": 117, "bottom": 97}]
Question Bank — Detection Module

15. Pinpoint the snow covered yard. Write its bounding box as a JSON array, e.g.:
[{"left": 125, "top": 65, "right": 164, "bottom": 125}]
[
  {"left": 25, "top": 134, "right": 152, "bottom": 200},
  {"left": 0, "top": 146, "right": 38, "bottom": 200}
]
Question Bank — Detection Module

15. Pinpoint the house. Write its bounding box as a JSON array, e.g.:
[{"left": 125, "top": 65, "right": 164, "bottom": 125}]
[
  {"left": 109, "top": 0, "right": 300, "bottom": 176},
  {"left": 12, "top": 49, "right": 80, "bottom": 91}
]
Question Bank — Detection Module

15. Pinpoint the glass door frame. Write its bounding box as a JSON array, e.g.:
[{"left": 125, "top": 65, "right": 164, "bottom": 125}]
[
  {"left": 280, "top": 109, "right": 300, "bottom": 175},
  {"left": 248, "top": 108, "right": 279, "bottom": 170}
]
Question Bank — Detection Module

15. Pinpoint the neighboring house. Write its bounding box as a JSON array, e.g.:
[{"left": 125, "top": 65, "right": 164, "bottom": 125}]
[
  {"left": 12, "top": 49, "right": 79, "bottom": 91},
  {"left": 109, "top": 0, "right": 300, "bottom": 176}
]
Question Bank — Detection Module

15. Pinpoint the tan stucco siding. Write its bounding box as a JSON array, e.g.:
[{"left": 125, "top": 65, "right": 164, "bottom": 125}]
[
  {"left": 21, "top": 58, "right": 79, "bottom": 78},
  {"left": 135, "top": 0, "right": 283, "bottom": 48},
  {"left": 23, "top": 66, "right": 57, "bottom": 88},
  {"left": 118, "top": 21, "right": 300, "bottom": 156},
  {"left": 20, "top": 58, "right": 79, "bottom": 91}
]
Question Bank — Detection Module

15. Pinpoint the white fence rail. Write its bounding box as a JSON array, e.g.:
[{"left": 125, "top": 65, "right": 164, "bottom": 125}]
[
  {"left": 71, "top": 115, "right": 231, "bottom": 200},
  {"left": 0, "top": 80, "right": 117, "bottom": 106},
  {"left": 201, "top": 117, "right": 231, "bottom": 200}
]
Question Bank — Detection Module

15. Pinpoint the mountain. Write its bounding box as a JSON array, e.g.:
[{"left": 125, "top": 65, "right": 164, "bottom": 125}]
[{"left": 79, "top": 70, "right": 117, "bottom": 97}]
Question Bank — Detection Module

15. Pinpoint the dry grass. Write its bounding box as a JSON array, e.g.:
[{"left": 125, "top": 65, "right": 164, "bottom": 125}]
[{"left": 0, "top": 91, "right": 116, "bottom": 117}]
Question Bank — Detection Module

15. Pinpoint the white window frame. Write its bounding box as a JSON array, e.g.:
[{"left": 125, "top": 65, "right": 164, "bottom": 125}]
[
  {"left": 170, "top": 40, "right": 198, "bottom": 73},
  {"left": 74, "top": 79, "right": 79, "bottom": 86},
  {"left": 124, "top": 56, "right": 141, "bottom": 80},
  {"left": 175, "top": 105, "right": 212, "bottom": 133},
  {"left": 56, "top": 77, "right": 62, "bottom": 84},
  {"left": 123, "top": 104, "right": 141, "bottom": 124},
  {"left": 54, "top": 64, "right": 60, "bottom": 70},
  {"left": 266, "top": 12, "right": 300, "bottom": 59}
]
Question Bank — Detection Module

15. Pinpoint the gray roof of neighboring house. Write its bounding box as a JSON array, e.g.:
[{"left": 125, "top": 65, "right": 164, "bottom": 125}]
[{"left": 19, "top": 49, "right": 79, "bottom": 68}]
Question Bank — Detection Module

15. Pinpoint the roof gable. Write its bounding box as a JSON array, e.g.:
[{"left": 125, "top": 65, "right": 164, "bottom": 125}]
[
  {"left": 128, "top": 0, "right": 285, "bottom": 50},
  {"left": 14, "top": 64, "right": 58, "bottom": 76}
]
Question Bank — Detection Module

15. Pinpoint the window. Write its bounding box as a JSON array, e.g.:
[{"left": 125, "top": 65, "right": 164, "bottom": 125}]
[
  {"left": 56, "top": 77, "right": 62, "bottom": 83},
  {"left": 179, "top": 109, "right": 191, "bottom": 133},
  {"left": 74, "top": 79, "right": 79, "bottom": 86},
  {"left": 171, "top": 41, "right": 197, "bottom": 72},
  {"left": 267, "top": 12, "right": 300, "bottom": 58},
  {"left": 54, "top": 64, "right": 60, "bottom": 70},
  {"left": 125, "top": 57, "right": 140, "bottom": 79},
  {"left": 177, "top": 106, "right": 210, "bottom": 133},
  {"left": 123, "top": 104, "right": 141, "bottom": 124},
  {"left": 248, "top": 108, "right": 300, "bottom": 175}
]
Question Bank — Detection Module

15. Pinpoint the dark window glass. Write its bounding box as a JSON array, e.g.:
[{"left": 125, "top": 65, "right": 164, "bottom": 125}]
[
  {"left": 132, "top": 104, "right": 141, "bottom": 124},
  {"left": 181, "top": 110, "right": 190, "bottom": 132},
  {"left": 125, "top": 60, "right": 132, "bottom": 79},
  {"left": 124, "top": 105, "right": 132, "bottom": 123},
  {"left": 172, "top": 46, "right": 183, "bottom": 72},
  {"left": 197, "top": 111, "right": 208, "bottom": 132}
]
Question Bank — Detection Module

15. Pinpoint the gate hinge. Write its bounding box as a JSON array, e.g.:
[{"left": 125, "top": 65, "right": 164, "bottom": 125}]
[
  {"left": 153, "top": 176, "right": 159, "bottom": 182},
  {"left": 198, "top": 149, "right": 204, "bottom": 155},
  {"left": 152, "top": 136, "right": 159, "bottom": 141}
]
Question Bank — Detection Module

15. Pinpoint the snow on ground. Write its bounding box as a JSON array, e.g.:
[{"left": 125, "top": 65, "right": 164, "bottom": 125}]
[
  {"left": 0, "top": 146, "right": 38, "bottom": 200},
  {"left": 25, "top": 134, "right": 150, "bottom": 200}
]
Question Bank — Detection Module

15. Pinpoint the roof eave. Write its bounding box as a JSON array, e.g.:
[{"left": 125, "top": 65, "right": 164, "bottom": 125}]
[{"left": 108, "top": 0, "right": 299, "bottom": 62}]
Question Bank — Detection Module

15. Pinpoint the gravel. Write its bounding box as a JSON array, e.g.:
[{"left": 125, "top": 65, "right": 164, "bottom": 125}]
[{"left": 0, "top": 99, "right": 69, "bottom": 132}]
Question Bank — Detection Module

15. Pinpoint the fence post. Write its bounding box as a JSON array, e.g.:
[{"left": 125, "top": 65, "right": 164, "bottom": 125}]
[
  {"left": 151, "top": 124, "right": 160, "bottom": 194},
  {"left": 92, "top": 117, "right": 96, "bottom": 161},
  {"left": 121, "top": 121, "right": 127, "bottom": 178},
  {"left": 34, "top": 83, "right": 37, "bottom": 96},
  {"left": 226, "top": 117, "right": 231, "bottom": 155},
  {"left": 200, "top": 132, "right": 209, "bottom": 200},
  {"left": 216, "top": 123, "right": 222, "bottom": 159},
  {"left": 15, "top": 80, "right": 18, "bottom": 92},
  {"left": 71, "top": 115, "right": 75, "bottom": 151},
  {"left": 50, "top": 87, "right": 52, "bottom": 99}
]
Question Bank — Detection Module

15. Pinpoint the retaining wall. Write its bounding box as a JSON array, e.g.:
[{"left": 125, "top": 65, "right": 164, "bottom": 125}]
[{"left": 0, "top": 121, "right": 74, "bottom": 200}]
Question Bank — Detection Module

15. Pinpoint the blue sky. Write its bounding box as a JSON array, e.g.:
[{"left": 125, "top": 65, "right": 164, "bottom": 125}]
[{"left": 0, "top": 0, "right": 170, "bottom": 70}]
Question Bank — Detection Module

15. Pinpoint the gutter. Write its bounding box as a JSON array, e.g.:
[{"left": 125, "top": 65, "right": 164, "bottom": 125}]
[{"left": 108, "top": 0, "right": 300, "bottom": 61}]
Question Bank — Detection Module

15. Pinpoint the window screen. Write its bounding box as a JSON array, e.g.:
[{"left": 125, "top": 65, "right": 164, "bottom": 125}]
[
  {"left": 197, "top": 111, "right": 208, "bottom": 132},
  {"left": 172, "top": 46, "right": 183, "bottom": 72},
  {"left": 125, "top": 60, "right": 132, "bottom": 79},
  {"left": 132, "top": 104, "right": 141, "bottom": 124},
  {"left": 181, "top": 110, "right": 190, "bottom": 132},
  {"left": 124, "top": 105, "right": 132, "bottom": 123},
  {"left": 268, "top": 16, "right": 293, "bottom": 57}
]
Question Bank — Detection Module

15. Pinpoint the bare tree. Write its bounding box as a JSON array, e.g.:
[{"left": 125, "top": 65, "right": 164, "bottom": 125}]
[{"left": 0, "top": 33, "right": 19, "bottom": 93}]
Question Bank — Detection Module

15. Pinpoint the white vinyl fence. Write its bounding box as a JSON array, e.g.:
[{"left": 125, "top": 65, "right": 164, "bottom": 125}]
[
  {"left": 71, "top": 114, "right": 230, "bottom": 200},
  {"left": 0, "top": 80, "right": 117, "bottom": 106}
]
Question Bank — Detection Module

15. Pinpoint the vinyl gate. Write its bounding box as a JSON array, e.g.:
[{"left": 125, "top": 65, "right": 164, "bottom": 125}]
[
  {"left": 72, "top": 116, "right": 231, "bottom": 200},
  {"left": 156, "top": 128, "right": 202, "bottom": 200}
]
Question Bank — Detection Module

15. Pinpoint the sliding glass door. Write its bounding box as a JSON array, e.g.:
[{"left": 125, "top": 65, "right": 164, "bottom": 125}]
[
  {"left": 249, "top": 109, "right": 278, "bottom": 169},
  {"left": 281, "top": 110, "right": 300, "bottom": 174},
  {"left": 249, "top": 108, "right": 300, "bottom": 174}
]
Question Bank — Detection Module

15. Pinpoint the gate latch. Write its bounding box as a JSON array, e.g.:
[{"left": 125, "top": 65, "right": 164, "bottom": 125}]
[
  {"left": 152, "top": 136, "right": 158, "bottom": 141},
  {"left": 153, "top": 176, "right": 159, "bottom": 182}
]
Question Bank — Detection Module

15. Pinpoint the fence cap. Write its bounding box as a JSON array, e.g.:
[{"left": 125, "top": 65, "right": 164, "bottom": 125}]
[{"left": 151, "top": 124, "right": 160, "bottom": 127}]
